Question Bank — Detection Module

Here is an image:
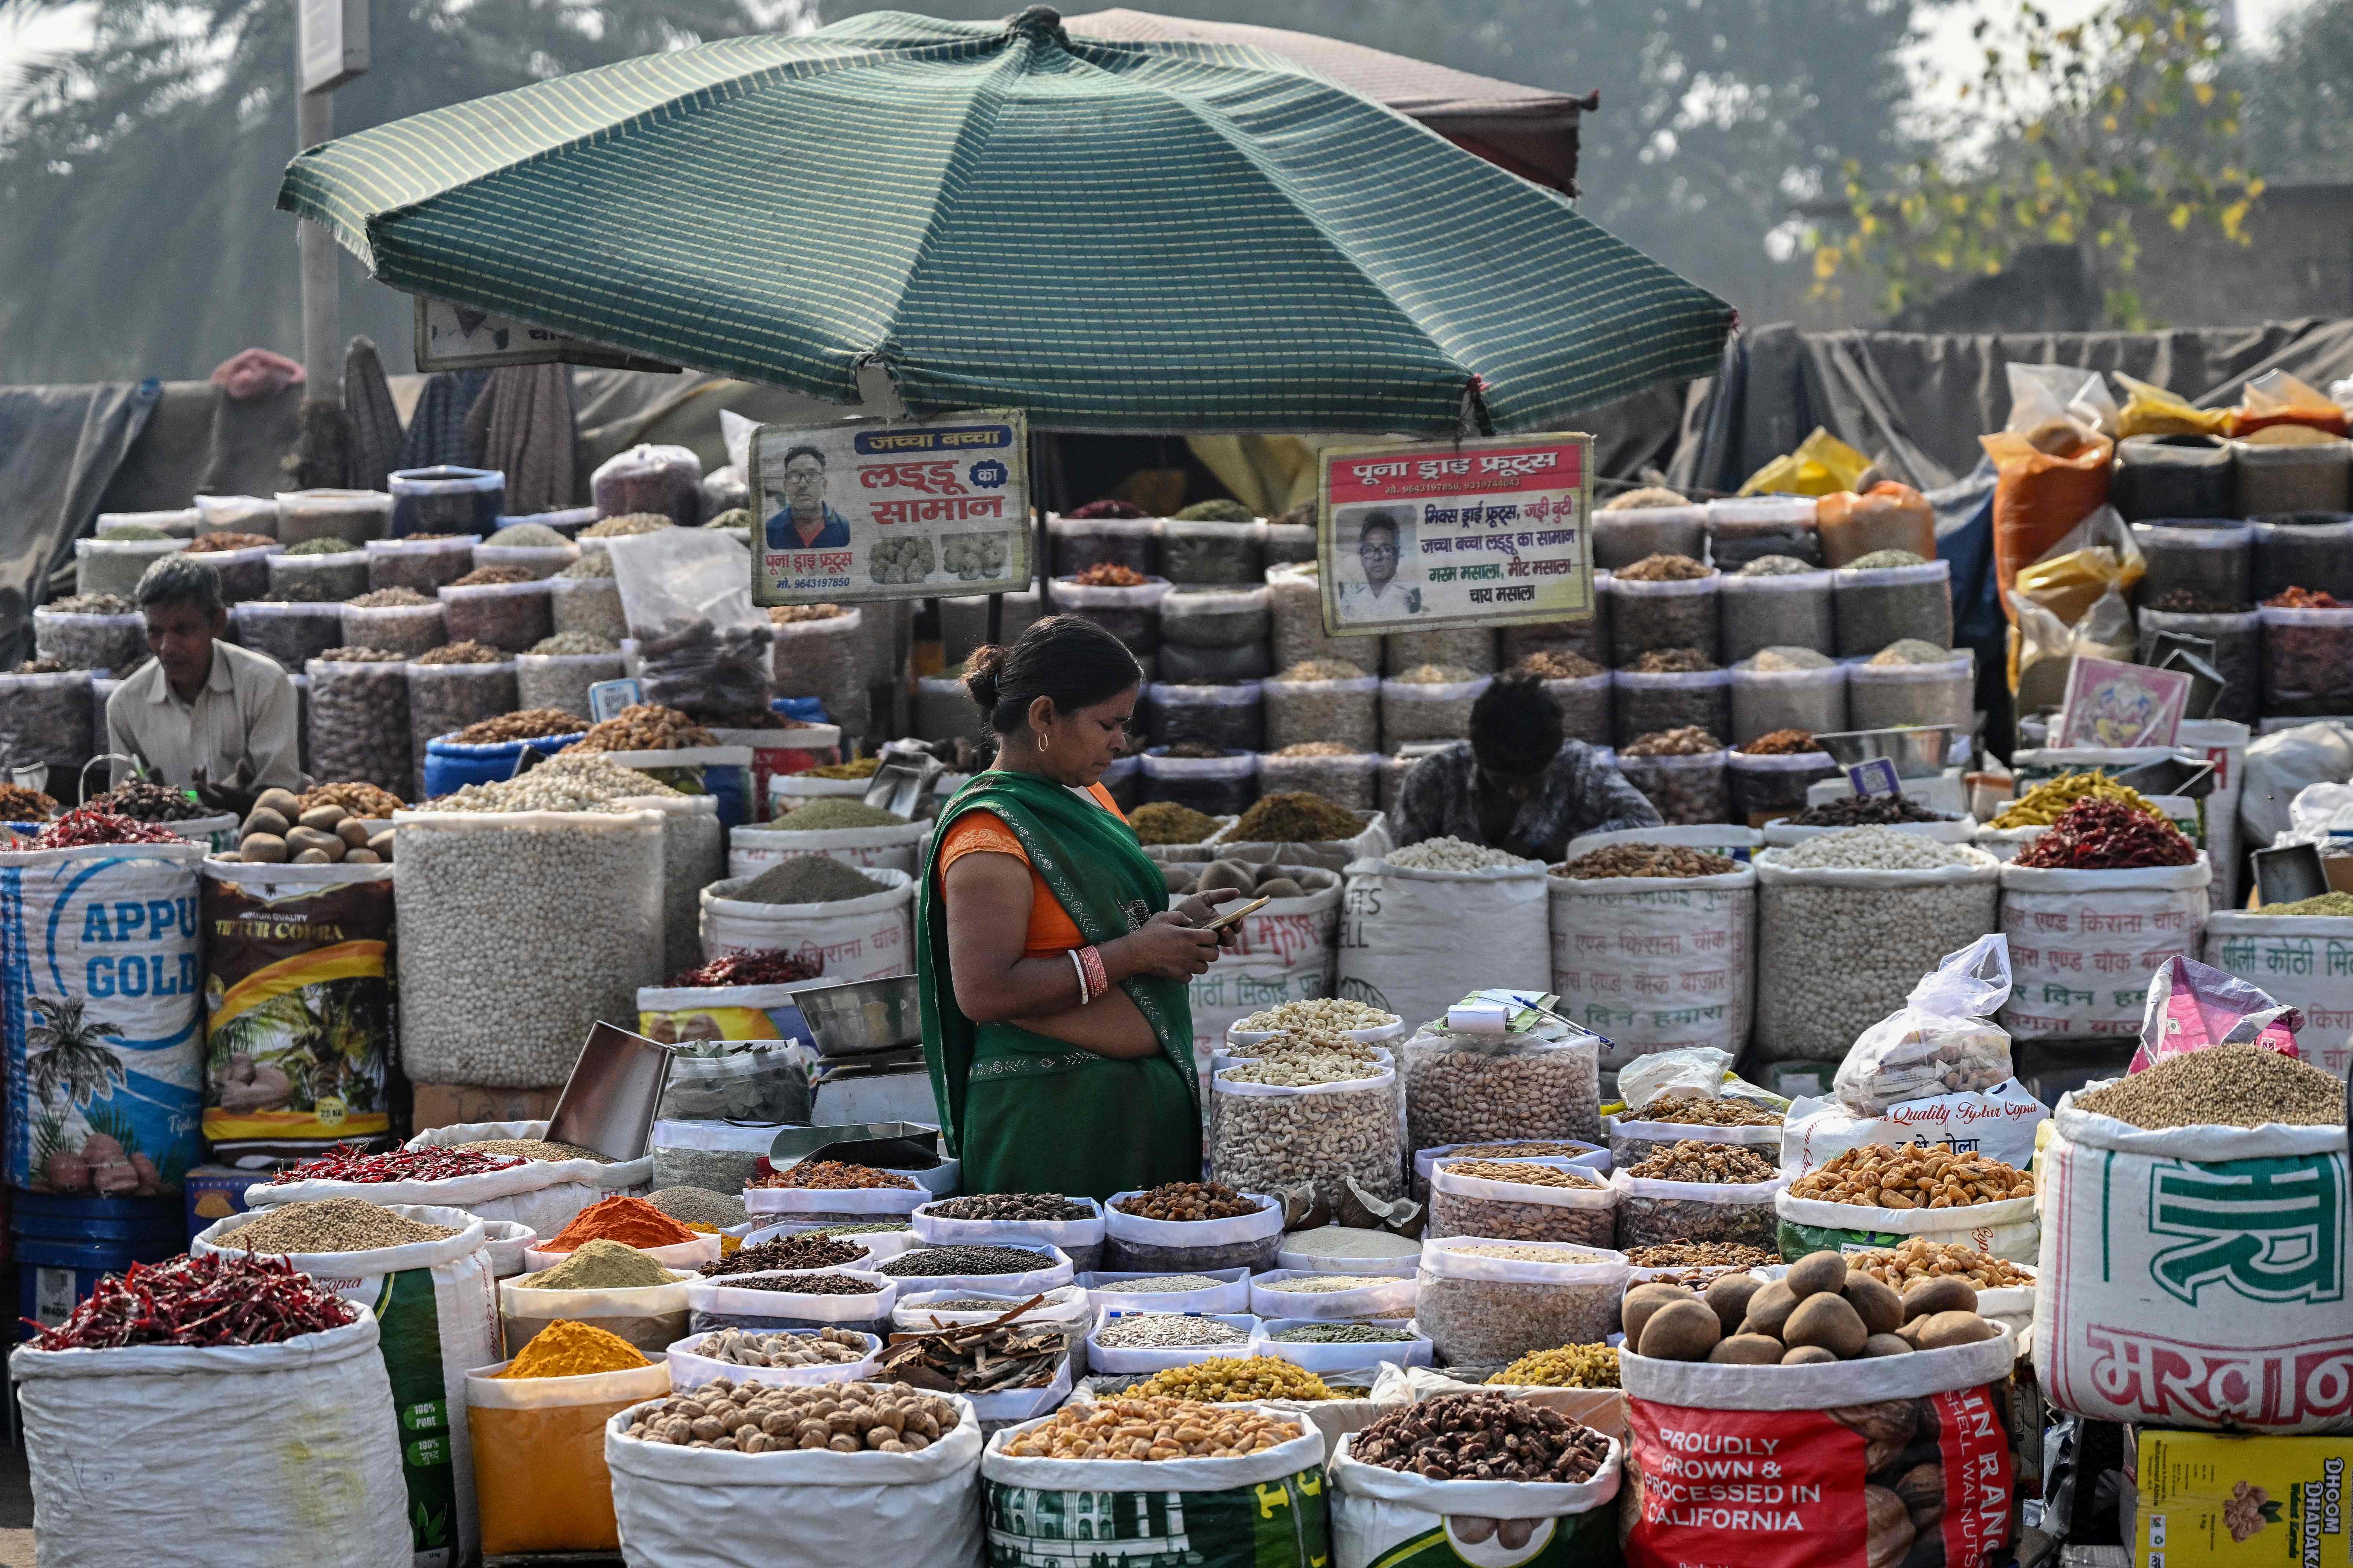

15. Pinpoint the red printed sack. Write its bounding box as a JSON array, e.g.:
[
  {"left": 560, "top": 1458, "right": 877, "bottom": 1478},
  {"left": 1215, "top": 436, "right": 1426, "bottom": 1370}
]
[{"left": 1620, "top": 1331, "right": 2019, "bottom": 1568}]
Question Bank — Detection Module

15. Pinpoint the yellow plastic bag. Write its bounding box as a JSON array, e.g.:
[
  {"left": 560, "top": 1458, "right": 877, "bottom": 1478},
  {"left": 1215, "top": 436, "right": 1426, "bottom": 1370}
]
[
  {"left": 468, "top": 1359, "right": 670, "bottom": 1555},
  {"left": 1738, "top": 427, "right": 1871, "bottom": 497},
  {"left": 2114, "top": 373, "right": 2232, "bottom": 439},
  {"left": 2005, "top": 507, "right": 2144, "bottom": 702}
]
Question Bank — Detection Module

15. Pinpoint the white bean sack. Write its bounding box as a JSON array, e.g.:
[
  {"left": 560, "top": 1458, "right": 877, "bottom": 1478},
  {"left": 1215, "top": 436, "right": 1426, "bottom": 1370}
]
[
  {"left": 1997, "top": 857, "right": 2211, "bottom": 1041},
  {"left": 17, "top": 1315, "right": 410, "bottom": 1568},
  {"left": 606, "top": 1389, "right": 983, "bottom": 1568},
  {"left": 1339, "top": 855, "right": 1549, "bottom": 1029},
  {"left": 1548, "top": 858, "right": 1754, "bottom": 1069},
  {"left": 2203, "top": 911, "right": 2353, "bottom": 1080}
]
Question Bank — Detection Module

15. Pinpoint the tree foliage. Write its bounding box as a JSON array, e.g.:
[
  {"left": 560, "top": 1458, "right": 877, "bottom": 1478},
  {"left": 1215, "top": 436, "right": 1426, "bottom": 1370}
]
[
  {"left": 0, "top": 0, "right": 757, "bottom": 382},
  {"left": 2237, "top": 0, "right": 2353, "bottom": 180},
  {"left": 1818, "top": 0, "right": 2257, "bottom": 327}
]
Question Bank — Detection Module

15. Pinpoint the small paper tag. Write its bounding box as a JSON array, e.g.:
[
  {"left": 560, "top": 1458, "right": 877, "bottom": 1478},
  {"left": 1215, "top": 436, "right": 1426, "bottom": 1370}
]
[
  {"left": 588, "top": 677, "right": 643, "bottom": 722},
  {"left": 1849, "top": 758, "right": 1903, "bottom": 797}
]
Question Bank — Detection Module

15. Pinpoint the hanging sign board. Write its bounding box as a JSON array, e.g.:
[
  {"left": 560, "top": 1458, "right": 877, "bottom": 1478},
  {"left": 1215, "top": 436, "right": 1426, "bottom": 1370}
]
[
  {"left": 298, "top": 0, "right": 368, "bottom": 94},
  {"left": 1317, "top": 432, "right": 1595, "bottom": 638},
  {"left": 749, "top": 410, "right": 1030, "bottom": 606},
  {"left": 411, "top": 297, "right": 678, "bottom": 373}
]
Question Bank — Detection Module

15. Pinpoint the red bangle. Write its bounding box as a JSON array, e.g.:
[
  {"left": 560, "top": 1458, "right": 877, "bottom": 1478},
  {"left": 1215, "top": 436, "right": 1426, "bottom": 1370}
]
[{"left": 1077, "top": 944, "right": 1109, "bottom": 999}]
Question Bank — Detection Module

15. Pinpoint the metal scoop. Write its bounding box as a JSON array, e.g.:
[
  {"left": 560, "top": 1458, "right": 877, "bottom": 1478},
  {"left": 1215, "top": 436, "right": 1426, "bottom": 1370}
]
[{"left": 546, "top": 1021, "right": 676, "bottom": 1162}]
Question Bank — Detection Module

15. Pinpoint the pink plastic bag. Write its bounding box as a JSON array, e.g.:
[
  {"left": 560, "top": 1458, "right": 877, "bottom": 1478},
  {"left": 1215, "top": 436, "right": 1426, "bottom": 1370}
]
[{"left": 2128, "top": 955, "right": 2302, "bottom": 1073}]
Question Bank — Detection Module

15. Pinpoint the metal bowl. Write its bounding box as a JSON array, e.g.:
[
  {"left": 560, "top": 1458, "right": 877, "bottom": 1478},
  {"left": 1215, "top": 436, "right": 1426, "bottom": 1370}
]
[
  {"left": 1810, "top": 725, "right": 1957, "bottom": 779},
  {"left": 795, "top": 974, "right": 921, "bottom": 1058}
]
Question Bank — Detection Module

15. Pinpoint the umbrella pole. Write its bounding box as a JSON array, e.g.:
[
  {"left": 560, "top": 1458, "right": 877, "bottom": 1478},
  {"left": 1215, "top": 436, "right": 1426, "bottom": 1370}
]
[{"left": 1032, "top": 429, "right": 1053, "bottom": 615}]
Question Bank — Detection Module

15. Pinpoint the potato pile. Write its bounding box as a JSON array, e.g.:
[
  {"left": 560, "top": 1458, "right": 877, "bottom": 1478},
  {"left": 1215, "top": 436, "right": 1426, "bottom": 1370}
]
[
  {"left": 1625, "top": 1250, "right": 2003, "bottom": 1366},
  {"left": 233, "top": 787, "right": 393, "bottom": 865},
  {"left": 1162, "top": 858, "right": 1310, "bottom": 901}
]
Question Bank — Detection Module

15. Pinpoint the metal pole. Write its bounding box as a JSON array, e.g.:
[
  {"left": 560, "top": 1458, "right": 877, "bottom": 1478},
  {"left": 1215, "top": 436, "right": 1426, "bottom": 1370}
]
[
  {"left": 296, "top": 80, "right": 339, "bottom": 395},
  {"left": 1031, "top": 429, "right": 1054, "bottom": 615}
]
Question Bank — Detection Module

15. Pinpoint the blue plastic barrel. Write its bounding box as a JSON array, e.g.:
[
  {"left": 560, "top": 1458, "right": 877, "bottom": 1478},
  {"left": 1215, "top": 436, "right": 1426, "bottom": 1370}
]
[
  {"left": 421, "top": 733, "right": 584, "bottom": 798},
  {"left": 14, "top": 1191, "right": 185, "bottom": 1338}
]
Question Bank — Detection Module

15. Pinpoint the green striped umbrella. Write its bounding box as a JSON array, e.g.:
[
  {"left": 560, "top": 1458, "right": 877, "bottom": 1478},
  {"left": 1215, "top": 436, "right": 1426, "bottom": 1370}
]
[{"left": 279, "top": 7, "right": 1734, "bottom": 434}]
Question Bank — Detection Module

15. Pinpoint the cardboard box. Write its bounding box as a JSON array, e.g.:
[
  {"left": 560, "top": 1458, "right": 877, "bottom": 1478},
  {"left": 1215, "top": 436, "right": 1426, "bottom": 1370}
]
[
  {"left": 2132, "top": 1428, "right": 2353, "bottom": 1566},
  {"left": 410, "top": 1082, "right": 561, "bottom": 1132}
]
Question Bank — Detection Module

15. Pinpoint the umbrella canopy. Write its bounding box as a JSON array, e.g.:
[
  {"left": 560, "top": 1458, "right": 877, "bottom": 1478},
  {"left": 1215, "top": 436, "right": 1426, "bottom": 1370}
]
[{"left": 279, "top": 6, "right": 1734, "bottom": 435}]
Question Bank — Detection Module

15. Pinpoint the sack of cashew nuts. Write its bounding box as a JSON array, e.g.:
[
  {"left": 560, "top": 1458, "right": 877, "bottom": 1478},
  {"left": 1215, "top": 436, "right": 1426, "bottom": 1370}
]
[{"left": 1618, "top": 1330, "right": 2021, "bottom": 1568}]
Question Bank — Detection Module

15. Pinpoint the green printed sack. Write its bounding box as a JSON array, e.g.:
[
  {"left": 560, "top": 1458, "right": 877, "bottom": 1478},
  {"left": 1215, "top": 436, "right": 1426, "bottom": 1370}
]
[
  {"left": 196, "top": 1203, "right": 498, "bottom": 1565},
  {"left": 1330, "top": 1429, "right": 1621, "bottom": 1567},
  {"left": 982, "top": 1404, "right": 1330, "bottom": 1568}
]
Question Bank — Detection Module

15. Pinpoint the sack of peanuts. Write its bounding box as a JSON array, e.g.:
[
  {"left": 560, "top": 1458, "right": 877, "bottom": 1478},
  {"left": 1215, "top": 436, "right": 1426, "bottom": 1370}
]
[
  {"left": 1773, "top": 1144, "right": 2041, "bottom": 1263},
  {"left": 1618, "top": 1326, "right": 2019, "bottom": 1568}
]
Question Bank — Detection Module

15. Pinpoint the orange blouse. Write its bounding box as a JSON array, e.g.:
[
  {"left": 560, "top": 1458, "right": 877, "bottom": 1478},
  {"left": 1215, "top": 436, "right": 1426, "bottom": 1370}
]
[{"left": 935, "top": 783, "right": 1127, "bottom": 955}]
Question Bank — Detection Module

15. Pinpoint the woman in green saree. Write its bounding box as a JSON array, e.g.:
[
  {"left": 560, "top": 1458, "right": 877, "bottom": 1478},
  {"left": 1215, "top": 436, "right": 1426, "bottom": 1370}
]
[{"left": 918, "top": 616, "right": 1240, "bottom": 1199}]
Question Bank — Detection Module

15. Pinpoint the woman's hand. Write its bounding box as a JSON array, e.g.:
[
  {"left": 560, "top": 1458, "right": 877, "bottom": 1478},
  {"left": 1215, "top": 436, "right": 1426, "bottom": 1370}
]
[
  {"left": 1177, "top": 886, "right": 1247, "bottom": 949},
  {"left": 1114, "top": 911, "right": 1224, "bottom": 979}
]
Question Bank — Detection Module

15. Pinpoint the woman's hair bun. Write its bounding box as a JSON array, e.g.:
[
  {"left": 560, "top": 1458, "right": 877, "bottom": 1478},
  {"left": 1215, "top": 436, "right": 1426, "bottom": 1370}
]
[{"left": 963, "top": 643, "right": 1010, "bottom": 713}]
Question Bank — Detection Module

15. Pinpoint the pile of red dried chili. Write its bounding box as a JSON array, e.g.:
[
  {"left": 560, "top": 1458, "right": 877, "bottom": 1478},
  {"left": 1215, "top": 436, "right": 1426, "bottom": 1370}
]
[
  {"left": 666, "top": 949, "right": 825, "bottom": 988},
  {"left": 2266, "top": 586, "right": 2345, "bottom": 609},
  {"left": 2014, "top": 796, "right": 2198, "bottom": 869},
  {"left": 29, "top": 806, "right": 185, "bottom": 849},
  {"left": 25, "top": 1251, "right": 354, "bottom": 1350},
  {"left": 268, "top": 1141, "right": 521, "bottom": 1184}
]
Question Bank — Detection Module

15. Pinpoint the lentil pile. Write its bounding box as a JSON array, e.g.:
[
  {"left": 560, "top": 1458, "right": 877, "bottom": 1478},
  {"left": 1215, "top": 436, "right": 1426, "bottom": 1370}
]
[
  {"left": 1094, "top": 1314, "right": 1250, "bottom": 1349},
  {"left": 1738, "top": 555, "right": 1815, "bottom": 577},
  {"left": 1352, "top": 1393, "right": 1612, "bottom": 1483},
  {"left": 221, "top": 1199, "right": 457, "bottom": 1253},
  {"left": 878, "top": 1246, "right": 1056, "bottom": 1279},
  {"left": 922, "top": 1193, "right": 1092, "bottom": 1222},
  {"left": 2261, "top": 891, "right": 2353, "bottom": 916},
  {"left": 454, "top": 1138, "right": 610, "bottom": 1163},
  {"left": 1128, "top": 801, "right": 1223, "bottom": 844},
  {"left": 1107, "top": 1274, "right": 1224, "bottom": 1293},
  {"left": 1115, "top": 1182, "right": 1260, "bottom": 1221},
  {"left": 1388, "top": 836, "right": 1525, "bottom": 871},
  {"left": 2072, "top": 1043, "right": 2346, "bottom": 1129},
  {"left": 1136, "top": 1357, "right": 1332, "bottom": 1403},
  {"left": 1228, "top": 792, "right": 1363, "bottom": 842},
  {"left": 770, "top": 798, "right": 908, "bottom": 830},
  {"left": 1491, "top": 1343, "right": 1619, "bottom": 1388},
  {"left": 717, "top": 1272, "right": 878, "bottom": 1297},
  {"left": 575, "top": 703, "right": 716, "bottom": 751},
  {"left": 622, "top": 1380, "right": 957, "bottom": 1452},
  {"left": 644, "top": 1186, "right": 748, "bottom": 1228},
  {"left": 1557, "top": 843, "right": 1734, "bottom": 879},
  {"left": 1271, "top": 1323, "right": 1419, "bottom": 1343},
  {"left": 1003, "top": 1399, "right": 1298, "bottom": 1460},
  {"left": 753, "top": 1161, "right": 916, "bottom": 1190},
  {"left": 730, "top": 857, "right": 887, "bottom": 904}
]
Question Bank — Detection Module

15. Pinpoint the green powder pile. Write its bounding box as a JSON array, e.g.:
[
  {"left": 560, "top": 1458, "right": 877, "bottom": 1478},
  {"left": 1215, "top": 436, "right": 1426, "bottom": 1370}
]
[
  {"left": 734, "top": 856, "right": 887, "bottom": 905},
  {"left": 774, "top": 799, "right": 909, "bottom": 831},
  {"left": 531, "top": 1239, "right": 677, "bottom": 1290},
  {"left": 285, "top": 537, "right": 361, "bottom": 556},
  {"left": 2262, "top": 891, "right": 2353, "bottom": 917}
]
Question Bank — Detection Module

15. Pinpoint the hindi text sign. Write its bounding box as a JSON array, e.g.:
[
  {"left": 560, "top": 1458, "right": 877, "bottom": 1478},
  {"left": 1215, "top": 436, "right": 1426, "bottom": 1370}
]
[
  {"left": 750, "top": 412, "right": 1030, "bottom": 605},
  {"left": 1317, "top": 433, "right": 1595, "bottom": 638}
]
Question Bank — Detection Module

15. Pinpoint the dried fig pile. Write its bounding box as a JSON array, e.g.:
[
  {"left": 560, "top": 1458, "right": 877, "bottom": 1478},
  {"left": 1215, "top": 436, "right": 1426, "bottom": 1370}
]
[{"left": 1623, "top": 1250, "right": 2004, "bottom": 1366}]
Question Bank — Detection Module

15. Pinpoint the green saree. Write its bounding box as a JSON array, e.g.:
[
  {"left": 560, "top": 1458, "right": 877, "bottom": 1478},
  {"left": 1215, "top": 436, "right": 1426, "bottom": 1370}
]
[{"left": 917, "top": 769, "right": 1201, "bottom": 1200}]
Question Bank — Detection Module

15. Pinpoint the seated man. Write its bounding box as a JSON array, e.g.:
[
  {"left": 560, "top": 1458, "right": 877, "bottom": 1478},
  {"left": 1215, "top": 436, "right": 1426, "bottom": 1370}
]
[
  {"left": 1391, "top": 672, "right": 1659, "bottom": 864},
  {"left": 105, "top": 554, "right": 302, "bottom": 798}
]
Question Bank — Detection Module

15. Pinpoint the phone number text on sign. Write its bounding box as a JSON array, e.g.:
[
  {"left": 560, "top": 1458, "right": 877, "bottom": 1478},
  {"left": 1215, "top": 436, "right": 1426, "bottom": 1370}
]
[
  {"left": 750, "top": 410, "right": 1030, "bottom": 606},
  {"left": 1316, "top": 433, "right": 1595, "bottom": 639}
]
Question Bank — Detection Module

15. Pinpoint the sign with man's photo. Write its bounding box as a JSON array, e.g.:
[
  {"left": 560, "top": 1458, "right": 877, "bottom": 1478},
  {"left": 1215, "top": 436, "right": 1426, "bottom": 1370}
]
[
  {"left": 749, "top": 410, "right": 1031, "bottom": 605},
  {"left": 1316, "top": 433, "right": 1596, "bottom": 637}
]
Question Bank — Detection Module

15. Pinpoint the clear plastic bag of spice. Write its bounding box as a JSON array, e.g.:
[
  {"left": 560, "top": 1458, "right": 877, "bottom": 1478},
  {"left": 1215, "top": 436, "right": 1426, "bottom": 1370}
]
[
  {"left": 1159, "top": 586, "right": 1269, "bottom": 648},
  {"left": 1618, "top": 750, "right": 1730, "bottom": 826},
  {"left": 0, "top": 670, "right": 93, "bottom": 780},
  {"left": 1605, "top": 574, "right": 1719, "bottom": 662},
  {"left": 1381, "top": 674, "right": 1490, "bottom": 744},
  {"left": 1159, "top": 520, "right": 1264, "bottom": 586},
  {"left": 1540, "top": 674, "right": 1611, "bottom": 746},
  {"left": 32, "top": 609, "right": 144, "bottom": 673},
  {"left": 1607, "top": 1172, "right": 1782, "bottom": 1251},
  {"left": 550, "top": 576, "right": 629, "bottom": 642},
  {"left": 190, "top": 543, "right": 280, "bottom": 603},
  {"left": 339, "top": 600, "right": 447, "bottom": 659},
  {"left": 406, "top": 659, "right": 518, "bottom": 775},
  {"left": 1705, "top": 497, "right": 1821, "bottom": 570},
  {"left": 1053, "top": 577, "right": 1172, "bottom": 652},
  {"left": 1049, "top": 515, "right": 1158, "bottom": 577},
  {"left": 1847, "top": 652, "right": 1973, "bottom": 733},
  {"left": 440, "top": 580, "right": 554, "bottom": 653},
  {"left": 2131, "top": 520, "right": 2251, "bottom": 609},
  {"left": 1727, "top": 749, "right": 1839, "bottom": 828},
  {"left": 1832, "top": 560, "right": 1953, "bottom": 657},
  {"left": 516, "top": 652, "right": 622, "bottom": 721},
  {"left": 1424, "top": 1162, "right": 1618, "bottom": 1249},
  {"left": 1139, "top": 748, "right": 1257, "bottom": 817},
  {"left": 2261, "top": 604, "right": 2353, "bottom": 715},
  {"left": 305, "top": 656, "right": 414, "bottom": 797},
  {"left": 1612, "top": 669, "right": 1728, "bottom": 747},
  {"left": 1386, "top": 624, "right": 1495, "bottom": 674},
  {"left": 1412, "top": 1237, "right": 1624, "bottom": 1365},
  {"left": 1265, "top": 562, "right": 1369, "bottom": 672},
  {"left": 1729, "top": 663, "right": 1845, "bottom": 745},
  {"left": 1718, "top": 570, "right": 1834, "bottom": 663},
  {"left": 367, "top": 535, "right": 479, "bottom": 595},
  {"left": 1262, "top": 672, "right": 1377, "bottom": 751},
  {"left": 1146, "top": 682, "right": 1265, "bottom": 752},
  {"left": 2136, "top": 607, "right": 2259, "bottom": 726},
  {"left": 266, "top": 549, "right": 370, "bottom": 604},
  {"left": 1255, "top": 750, "right": 1379, "bottom": 810},
  {"left": 1593, "top": 506, "right": 1706, "bottom": 570},
  {"left": 2249, "top": 514, "right": 2353, "bottom": 602},
  {"left": 232, "top": 601, "right": 344, "bottom": 672}
]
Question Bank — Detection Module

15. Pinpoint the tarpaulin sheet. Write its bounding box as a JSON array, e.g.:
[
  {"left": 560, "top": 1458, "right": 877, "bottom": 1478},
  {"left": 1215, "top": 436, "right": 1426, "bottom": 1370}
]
[{"left": 0, "top": 379, "right": 162, "bottom": 666}]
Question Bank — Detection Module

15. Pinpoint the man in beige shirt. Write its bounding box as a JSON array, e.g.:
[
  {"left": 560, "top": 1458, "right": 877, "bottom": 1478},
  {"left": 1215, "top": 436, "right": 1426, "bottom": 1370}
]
[{"left": 105, "top": 554, "right": 302, "bottom": 795}]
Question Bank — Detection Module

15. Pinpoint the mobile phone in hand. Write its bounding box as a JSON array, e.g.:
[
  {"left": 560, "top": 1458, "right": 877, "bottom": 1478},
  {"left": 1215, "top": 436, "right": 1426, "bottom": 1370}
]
[{"left": 1200, "top": 896, "right": 1270, "bottom": 933}]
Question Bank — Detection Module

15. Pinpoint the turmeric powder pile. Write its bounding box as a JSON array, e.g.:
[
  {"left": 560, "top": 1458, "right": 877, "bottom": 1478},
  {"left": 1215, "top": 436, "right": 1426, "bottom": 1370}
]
[{"left": 498, "top": 1319, "right": 652, "bottom": 1378}]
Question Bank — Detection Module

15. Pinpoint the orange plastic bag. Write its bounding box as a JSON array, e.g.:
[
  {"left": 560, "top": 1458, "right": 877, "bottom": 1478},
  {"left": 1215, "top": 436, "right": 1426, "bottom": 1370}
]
[
  {"left": 467, "top": 1359, "right": 670, "bottom": 1555},
  {"left": 1980, "top": 430, "right": 2114, "bottom": 617},
  {"left": 1815, "top": 482, "right": 1936, "bottom": 566},
  {"left": 2233, "top": 370, "right": 2348, "bottom": 440}
]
